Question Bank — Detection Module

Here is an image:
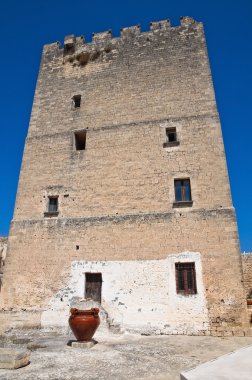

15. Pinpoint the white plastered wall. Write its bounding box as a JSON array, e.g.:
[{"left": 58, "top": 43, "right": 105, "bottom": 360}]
[{"left": 41, "top": 252, "right": 209, "bottom": 335}]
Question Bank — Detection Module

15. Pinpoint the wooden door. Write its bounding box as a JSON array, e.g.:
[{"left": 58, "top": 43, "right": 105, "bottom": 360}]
[{"left": 85, "top": 273, "right": 102, "bottom": 303}]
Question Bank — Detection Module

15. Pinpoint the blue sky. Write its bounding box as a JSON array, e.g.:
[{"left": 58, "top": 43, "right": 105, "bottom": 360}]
[{"left": 0, "top": 0, "right": 251, "bottom": 251}]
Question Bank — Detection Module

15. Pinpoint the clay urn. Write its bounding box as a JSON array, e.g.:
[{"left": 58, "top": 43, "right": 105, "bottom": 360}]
[{"left": 69, "top": 308, "right": 100, "bottom": 341}]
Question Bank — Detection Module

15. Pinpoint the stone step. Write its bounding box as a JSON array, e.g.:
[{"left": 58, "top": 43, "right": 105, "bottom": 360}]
[
  {"left": 108, "top": 324, "right": 122, "bottom": 334},
  {"left": 69, "top": 298, "right": 123, "bottom": 335}
]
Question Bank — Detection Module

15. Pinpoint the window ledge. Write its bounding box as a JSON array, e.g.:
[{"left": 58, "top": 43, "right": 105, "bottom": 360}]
[
  {"left": 44, "top": 211, "right": 59, "bottom": 217},
  {"left": 173, "top": 201, "right": 193, "bottom": 208},
  {"left": 163, "top": 141, "right": 180, "bottom": 148}
]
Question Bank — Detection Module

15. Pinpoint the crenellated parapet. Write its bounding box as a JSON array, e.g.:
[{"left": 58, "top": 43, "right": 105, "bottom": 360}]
[
  {"left": 120, "top": 24, "right": 141, "bottom": 37},
  {"left": 42, "top": 17, "right": 202, "bottom": 66},
  {"left": 150, "top": 19, "right": 171, "bottom": 31},
  {"left": 180, "top": 16, "right": 196, "bottom": 26},
  {"left": 92, "top": 29, "right": 112, "bottom": 42}
]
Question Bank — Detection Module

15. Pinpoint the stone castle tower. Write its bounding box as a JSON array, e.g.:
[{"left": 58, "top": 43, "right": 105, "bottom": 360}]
[{"left": 0, "top": 17, "right": 249, "bottom": 336}]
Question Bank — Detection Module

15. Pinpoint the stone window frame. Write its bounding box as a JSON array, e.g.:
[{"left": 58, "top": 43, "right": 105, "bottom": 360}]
[
  {"left": 175, "top": 262, "right": 197, "bottom": 295},
  {"left": 163, "top": 127, "right": 180, "bottom": 148}
]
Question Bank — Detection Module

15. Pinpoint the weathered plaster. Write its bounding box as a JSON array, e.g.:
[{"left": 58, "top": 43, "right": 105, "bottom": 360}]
[{"left": 41, "top": 252, "right": 209, "bottom": 335}]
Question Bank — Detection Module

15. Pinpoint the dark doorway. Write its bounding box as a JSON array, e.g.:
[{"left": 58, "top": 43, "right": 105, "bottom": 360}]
[{"left": 85, "top": 273, "right": 102, "bottom": 303}]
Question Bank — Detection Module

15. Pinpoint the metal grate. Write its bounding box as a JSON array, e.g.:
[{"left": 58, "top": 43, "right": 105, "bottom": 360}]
[{"left": 175, "top": 262, "right": 197, "bottom": 295}]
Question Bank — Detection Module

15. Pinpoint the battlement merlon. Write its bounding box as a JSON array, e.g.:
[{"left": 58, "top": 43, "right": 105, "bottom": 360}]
[{"left": 42, "top": 16, "right": 203, "bottom": 57}]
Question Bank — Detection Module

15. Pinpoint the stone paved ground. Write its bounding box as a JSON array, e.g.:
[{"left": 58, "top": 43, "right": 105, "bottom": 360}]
[{"left": 0, "top": 330, "right": 252, "bottom": 380}]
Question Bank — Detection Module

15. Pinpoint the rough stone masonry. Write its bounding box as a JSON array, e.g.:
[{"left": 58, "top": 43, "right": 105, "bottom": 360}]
[
  {"left": 0, "top": 237, "right": 7, "bottom": 293},
  {"left": 0, "top": 16, "right": 250, "bottom": 336}
]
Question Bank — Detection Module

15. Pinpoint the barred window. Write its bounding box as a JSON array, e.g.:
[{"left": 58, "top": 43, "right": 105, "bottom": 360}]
[{"left": 175, "top": 262, "right": 197, "bottom": 295}]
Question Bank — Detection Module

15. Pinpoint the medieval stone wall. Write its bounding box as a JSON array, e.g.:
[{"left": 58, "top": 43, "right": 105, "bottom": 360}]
[
  {"left": 0, "top": 17, "right": 249, "bottom": 336},
  {"left": 0, "top": 238, "right": 7, "bottom": 271},
  {"left": 14, "top": 17, "right": 232, "bottom": 221},
  {"left": 242, "top": 253, "right": 252, "bottom": 297},
  {"left": 0, "top": 237, "right": 8, "bottom": 293},
  {"left": 3, "top": 208, "right": 247, "bottom": 335}
]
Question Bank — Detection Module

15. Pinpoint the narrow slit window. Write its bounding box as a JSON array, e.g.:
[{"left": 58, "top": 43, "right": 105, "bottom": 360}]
[
  {"left": 175, "top": 262, "right": 197, "bottom": 295},
  {"left": 72, "top": 95, "right": 81, "bottom": 108},
  {"left": 174, "top": 179, "right": 192, "bottom": 202},
  {"left": 48, "top": 197, "right": 58, "bottom": 213},
  {"left": 166, "top": 127, "right": 177, "bottom": 142},
  {"left": 74, "top": 130, "right": 86, "bottom": 151}
]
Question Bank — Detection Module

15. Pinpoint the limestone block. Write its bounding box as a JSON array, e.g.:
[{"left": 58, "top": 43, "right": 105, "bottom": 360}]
[
  {"left": 0, "top": 348, "right": 30, "bottom": 369},
  {"left": 71, "top": 340, "right": 96, "bottom": 349},
  {"left": 180, "top": 345, "right": 252, "bottom": 380}
]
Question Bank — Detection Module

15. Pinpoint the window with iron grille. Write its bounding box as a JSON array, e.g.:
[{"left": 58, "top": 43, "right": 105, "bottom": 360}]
[
  {"left": 48, "top": 197, "right": 58, "bottom": 213},
  {"left": 174, "top": 179, "right": 192, "bottom": 202},
  {"left": 175, "top": 262, "right": 197, "bottom": 295}
]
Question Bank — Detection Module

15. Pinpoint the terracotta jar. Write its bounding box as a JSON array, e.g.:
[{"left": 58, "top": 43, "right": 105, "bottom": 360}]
[{"left": 69, "top": 308, "right": 100, "bottom": 341}]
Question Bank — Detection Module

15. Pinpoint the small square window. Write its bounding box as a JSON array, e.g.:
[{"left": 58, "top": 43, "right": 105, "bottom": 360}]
[
  {"left": 174, "top": 179, "right": 192, "bottom": 203},
  {"left": 74, "top": 130, "right": 86, "bottom": 151},
  {"left": 163, "top": 128, "right": 179, "bottom": 147},
  {"left": 175, "top": 262, "right": 197, "bottom": 295},
  {"left": 48, "top": 197, "right": 58, "bottom": 212},
  {"left": 166, "top": 128, "right": 177, "bottom": 142},
  {"left": 72, "top": 95, "right": 81, "bottom": 108}
]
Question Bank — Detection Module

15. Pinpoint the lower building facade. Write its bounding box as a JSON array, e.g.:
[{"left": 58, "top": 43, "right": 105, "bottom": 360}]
[{"left": 0, "top": 208, "right": 249, "bottom": 336}]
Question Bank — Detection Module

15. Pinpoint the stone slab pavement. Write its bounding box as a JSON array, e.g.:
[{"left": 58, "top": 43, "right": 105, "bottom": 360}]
[
  {"left": 181, "top": 345, "right": 252, "bottom": 380},
  {"left": 0, "top": 329, "right": 252, "bottom": 380}
]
